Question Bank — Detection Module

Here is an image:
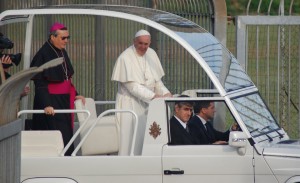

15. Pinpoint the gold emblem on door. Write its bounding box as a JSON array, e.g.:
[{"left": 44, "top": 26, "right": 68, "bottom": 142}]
[{"left": 149, "top": 121, "right": 161, "bottom": 139}]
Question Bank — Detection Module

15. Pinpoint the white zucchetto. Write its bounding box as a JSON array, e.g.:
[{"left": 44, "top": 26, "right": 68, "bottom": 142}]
[{"left": 135, "top": 29, "right": 151, "bottom": 38}]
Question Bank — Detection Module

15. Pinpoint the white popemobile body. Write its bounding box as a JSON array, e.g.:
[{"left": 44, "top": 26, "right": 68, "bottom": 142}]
[{"left": 1, "top": 5, "right": 300, "bottom": 183}]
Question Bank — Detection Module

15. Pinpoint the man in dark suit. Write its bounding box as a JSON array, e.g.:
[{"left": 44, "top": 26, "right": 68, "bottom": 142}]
[
  {"left": 189, "top": 101, "right": 237, "bottom": 145},
  {"left": 169, "top": 96, "right": 198, "bottom": 145}
]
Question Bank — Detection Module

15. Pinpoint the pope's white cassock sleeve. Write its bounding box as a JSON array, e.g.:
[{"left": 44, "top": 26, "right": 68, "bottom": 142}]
[
  {"left": 122, "top": 82, "right": 155, "bottom": 103},
  {"left": 111, "top": 45, "right": 170, "bottom": 156},
  {"left": 122, "top": 80, "right": 170, "bottom": 103}
]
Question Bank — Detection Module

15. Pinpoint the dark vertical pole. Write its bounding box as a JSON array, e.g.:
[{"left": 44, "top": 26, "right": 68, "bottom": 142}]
[
  {"left": 94, "top": 0, "right": 106, "bottom": 113},
  {"left": 45, "top": 0, "right": 53, "bottom": 35},
  {"left": 149, "top": 0, "right": 158, "bottom": 52},
  {"left": 211, "top": 0, "right": 228, "bottom": 131},
  {"left": 0, "top": 1, "right": 6, "bottom": 35},
  {"left": 212, "top": 0, "right": 227, "bottom": 46}
]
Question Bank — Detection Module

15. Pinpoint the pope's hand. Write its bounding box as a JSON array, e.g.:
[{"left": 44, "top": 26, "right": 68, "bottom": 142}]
[
  {"left": 163, "top": 93, "right": 173, "bottom": 98},
  {"left": 152, "top": 94, "right": 162, "bottom": 99}
]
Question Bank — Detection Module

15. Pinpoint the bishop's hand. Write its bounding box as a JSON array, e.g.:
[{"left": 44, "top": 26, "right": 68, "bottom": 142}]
[{"left": 44, "top": 106, "right": 55, "bottom": 116}]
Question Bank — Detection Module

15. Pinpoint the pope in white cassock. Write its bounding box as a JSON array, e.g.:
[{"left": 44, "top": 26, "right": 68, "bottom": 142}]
[{"left": 111, "top": 29, "right": 172, "bottom": 155}]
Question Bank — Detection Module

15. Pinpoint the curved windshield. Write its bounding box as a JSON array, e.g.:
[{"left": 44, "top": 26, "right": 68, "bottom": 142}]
[
  {"left": 173, "top": 32, "right": 253, "bottom": 92},
  {"left": 231, "top": 93, "right": 280, "bottom": 138},
  {"left": 125, "top": 6, "right": 255, "bottom": 92},
  {"left": 29, "top": 5, "right": 254, "bottom": 92}
]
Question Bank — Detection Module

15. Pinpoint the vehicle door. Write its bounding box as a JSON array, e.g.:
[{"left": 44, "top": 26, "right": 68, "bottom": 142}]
[
  {"left": 162, "top": 100, "right": 276, "bottom": 183},
  {"left": 162, "top": 143, "right": 255, "bottom": 183}
]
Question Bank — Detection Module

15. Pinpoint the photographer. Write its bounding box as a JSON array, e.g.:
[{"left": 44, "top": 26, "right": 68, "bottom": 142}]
[{"left": 0, "top": 32, "right": 29, "bottom": 96}]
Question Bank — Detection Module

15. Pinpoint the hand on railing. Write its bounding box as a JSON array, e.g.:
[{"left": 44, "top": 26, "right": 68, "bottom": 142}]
[{"left": 44, "top": 106, "right": 55, "bottom": 116}]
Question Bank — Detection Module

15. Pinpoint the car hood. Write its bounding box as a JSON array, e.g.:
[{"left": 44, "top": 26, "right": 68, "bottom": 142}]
[{"left": 263, "top": 139, "right": 300, "bottom": 158}]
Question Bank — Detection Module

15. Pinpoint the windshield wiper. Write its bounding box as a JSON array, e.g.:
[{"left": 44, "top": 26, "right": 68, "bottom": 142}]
[
  {"left": 250, "top": 127, "right": 273, "bottom": 142},
  {"left": 250, "top": 128, "right": 259, "bottom": 134},
  {"left": 265, "top": 134, "right": 273, "bottom": 142},
  {"left": 261, "top": 125, "right": 284, "bottom": 139},
  {"left": 260, "top": 125, "right": 270, "bottom": 131},
  {"left": 275, "top": 129, "right": 284, "bottom": 139}
]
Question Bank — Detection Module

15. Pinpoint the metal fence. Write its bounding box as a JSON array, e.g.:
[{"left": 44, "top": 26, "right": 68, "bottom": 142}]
[{"left": 235, "top": 0, "right": 300, "bottom": 138}]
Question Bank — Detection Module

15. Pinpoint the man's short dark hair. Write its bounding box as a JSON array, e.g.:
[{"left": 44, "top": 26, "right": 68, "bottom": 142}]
[
  {"left": 193, "top": 101, "right": 212, "bottom": 114},
  {"left": 175, "top": 95, "right": 193, "bottom": 108}
]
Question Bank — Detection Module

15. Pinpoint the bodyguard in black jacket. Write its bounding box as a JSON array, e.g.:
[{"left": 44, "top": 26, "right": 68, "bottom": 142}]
[
  {"left": 169, "top": 96, "right": 198, "bottom": 145},
  {"left": 189, "top": 101, "right": 236, "bottom": 145}
]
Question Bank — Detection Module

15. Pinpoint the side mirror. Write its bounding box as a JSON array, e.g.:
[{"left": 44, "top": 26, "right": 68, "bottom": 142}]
[
  {"left": 229, "top": 131, "right": 247, "bottom": 147},
  {"left": 229, "top": 131, "right": 248, "bottom": 155}
]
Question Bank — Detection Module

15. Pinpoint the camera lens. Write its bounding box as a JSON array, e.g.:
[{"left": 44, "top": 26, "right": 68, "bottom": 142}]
[{"left": 0, "top": 33, "right": 14, "bottom": 49}]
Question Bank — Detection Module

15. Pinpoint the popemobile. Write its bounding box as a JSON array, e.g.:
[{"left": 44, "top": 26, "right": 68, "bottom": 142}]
[{"left": 0, "top": 4, "right": 299, "bottom": 183}]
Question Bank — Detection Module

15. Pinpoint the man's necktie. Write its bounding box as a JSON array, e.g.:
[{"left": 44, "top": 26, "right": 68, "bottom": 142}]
[
  {"left": 205, "top": 122, "right": 216, "bottom": 143},
  {"left": 205, "top": 123, "right": 213, "bottom": 138},
  {"left": 186, "top": 125, "right": 190, "bottom": 133}
]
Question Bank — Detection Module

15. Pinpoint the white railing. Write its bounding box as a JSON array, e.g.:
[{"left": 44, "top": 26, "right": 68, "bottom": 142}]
[
  {"left": 18, "top": 108, "right": 138, "bottom": 156},
  {"left": 18, "top": 109, "right": 91, "bottom": 156},
  {"left": 71, "top": 109, "right": 138, "bottom": 156}
]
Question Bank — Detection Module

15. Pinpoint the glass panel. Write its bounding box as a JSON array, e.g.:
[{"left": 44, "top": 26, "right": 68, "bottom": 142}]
[
  {"left": 10, "top": 5, "right": 254, "bottom": 93},
  {"left": 173, "top": 31, "right": 254, "bottom": 91},
  {"left": 157, "top": 32, "right": 213, "bottom": 94},
  {"left": 167, "top": 99, "right": 237, "bottom": 145},
  {"left": 231, "top": 93, "right": 280, "bottom": 137},
  {"left": 103, "top": 6, "right": 254, "bottom": 92}
]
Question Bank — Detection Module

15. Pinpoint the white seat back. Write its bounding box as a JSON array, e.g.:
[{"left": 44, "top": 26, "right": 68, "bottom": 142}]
[
  {"left": 21, "top": 130, "right": 64, "bottom": 157},
  {"left": 75, "top": 98, "right": 119, "bottom": 155},
  {"left": 76, "top": 98, "right": 98, "bottom": 121},
  {"left": 181, "top": 90, "right": 197, "bottom": 97}
]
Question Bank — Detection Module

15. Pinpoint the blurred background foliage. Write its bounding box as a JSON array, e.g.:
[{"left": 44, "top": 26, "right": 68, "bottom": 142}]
[{"left": 226, "top": 0, "right": 300, "bottom": 15}]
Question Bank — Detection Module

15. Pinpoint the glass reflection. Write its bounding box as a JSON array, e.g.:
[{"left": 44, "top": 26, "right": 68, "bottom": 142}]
[
  {"left": 174, "top": 32, "right": 253, "bottom": 92},
  {"left": 40, "top": 5, "right": 254, "bottom": 92},
  {"left": 75, "top": 5, "right": 254, "bottom": 93},
  {"left": 232, "top": 93, "right": 280, "bottom": 137}
]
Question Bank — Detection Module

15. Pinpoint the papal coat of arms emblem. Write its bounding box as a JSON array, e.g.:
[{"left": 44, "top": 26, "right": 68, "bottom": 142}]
[{"left": 149, "top": 121, "right": 161, "bottom": 139}]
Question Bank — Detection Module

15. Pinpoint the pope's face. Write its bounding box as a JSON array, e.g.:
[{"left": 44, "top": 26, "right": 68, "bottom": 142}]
[
  {"left": 50, "top": 29, "right": 69, "bottom": 50},
  {"left": 133, "top": 35, "right": 151, "bottom": 56}
]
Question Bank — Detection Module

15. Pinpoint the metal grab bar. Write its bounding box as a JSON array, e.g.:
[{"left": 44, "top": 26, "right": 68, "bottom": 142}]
[
  {"left": 18, "top": 109, "right": 138, "bottom": 157},
  {"left": 17, "top": 109, "right": 90, "bottom": 118},
  {"left": 17, "top": 109, "right": 91, "bottom": 157},
  {"left": 94, "top": 101, "right": 115, "bottom": 105},
  {"left": 71, "top": 109, "right": 138, "bottom": 156}
]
